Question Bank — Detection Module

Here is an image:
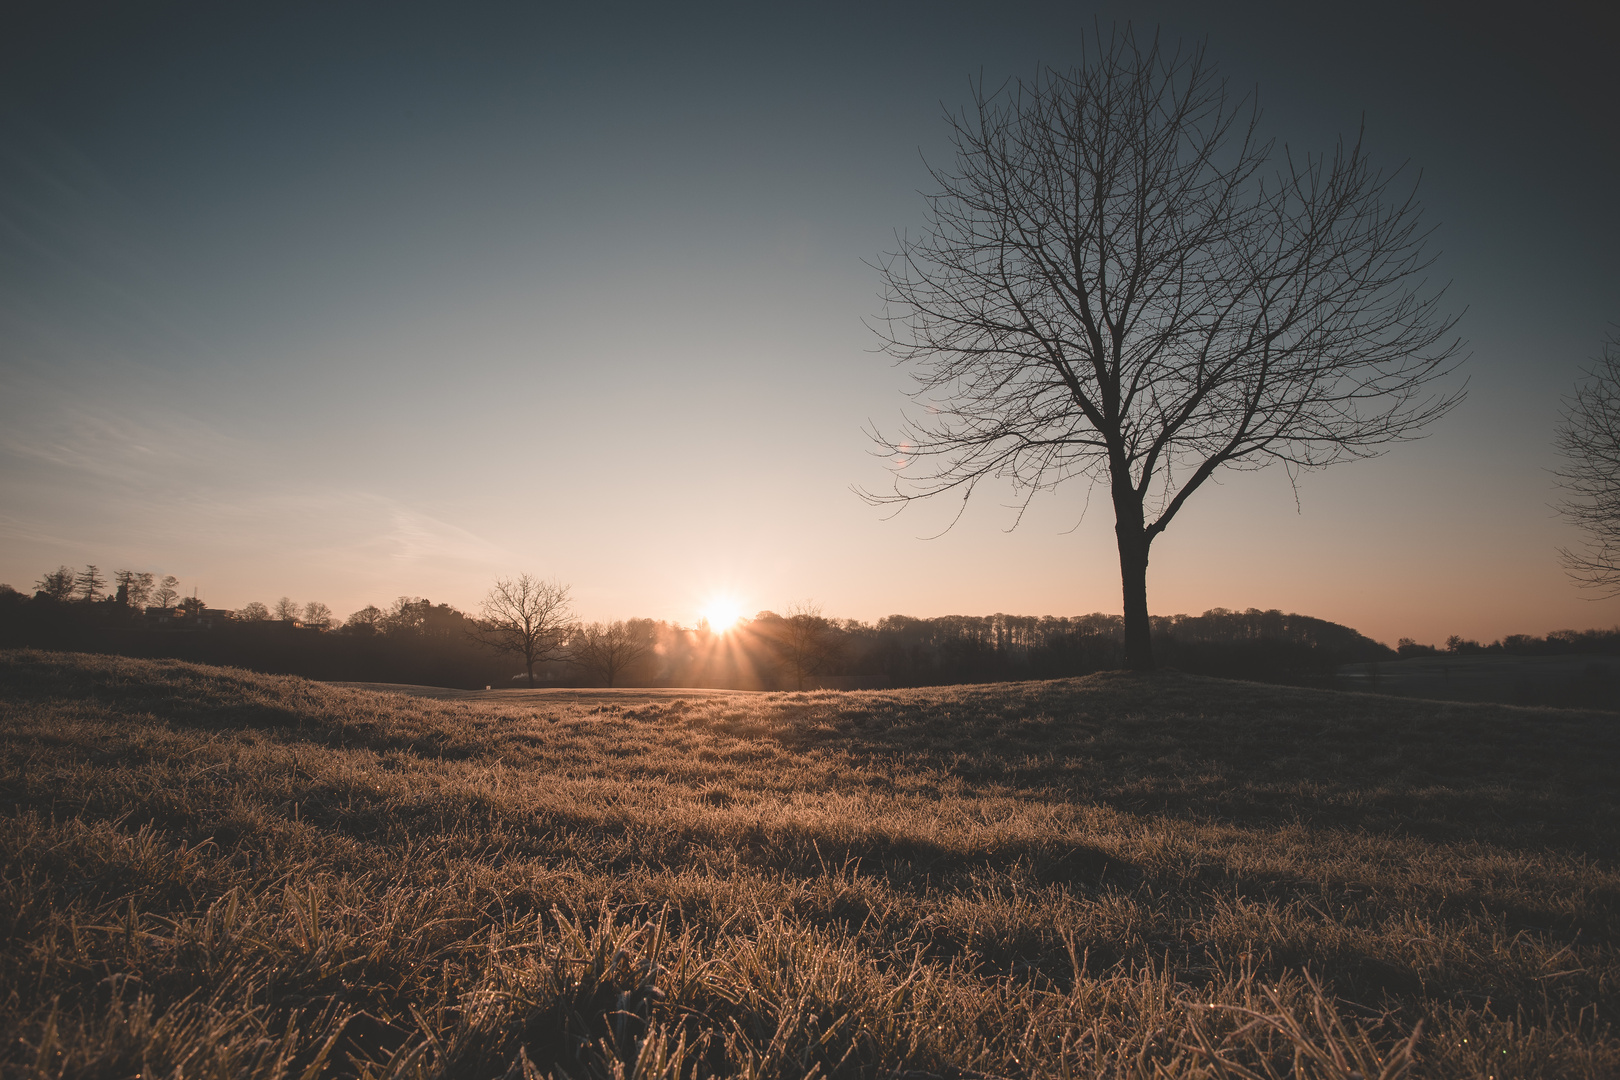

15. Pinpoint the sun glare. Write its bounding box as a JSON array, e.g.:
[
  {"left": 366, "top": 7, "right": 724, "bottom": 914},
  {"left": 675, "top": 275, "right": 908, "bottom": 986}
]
[{"left": 700, "top": 596, "right": 746, "bottom": 632}]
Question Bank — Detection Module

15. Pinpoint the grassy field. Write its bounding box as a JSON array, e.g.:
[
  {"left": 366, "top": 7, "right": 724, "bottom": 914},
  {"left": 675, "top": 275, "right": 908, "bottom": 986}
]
[
  {"left": 1, "top": 650, "right": 1616, "bottom": 1079},
  {"left": 1336, "top": 654, "right": 1620, "bottom": 711}
]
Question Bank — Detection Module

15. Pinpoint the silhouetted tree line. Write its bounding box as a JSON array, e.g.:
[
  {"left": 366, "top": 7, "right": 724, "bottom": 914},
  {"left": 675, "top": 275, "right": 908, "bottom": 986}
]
[
  {"left": 2, "top": 566, "right": 1402, "bottom": 690},
  {"left": 0, "top": 578, "right": 514, "bottom": 688},
  {"left": 832, "top": 609, "right": 1394, "bottom": 687},
  {"left": 1396, "top": 629, "right": 1620, "bottom": 658}
]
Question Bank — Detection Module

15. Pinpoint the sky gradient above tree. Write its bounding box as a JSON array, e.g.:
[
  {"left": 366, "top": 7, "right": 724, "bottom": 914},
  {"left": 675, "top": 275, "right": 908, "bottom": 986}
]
[{"left": 0, "top": 0, "right": 1615, "bottom": 646}]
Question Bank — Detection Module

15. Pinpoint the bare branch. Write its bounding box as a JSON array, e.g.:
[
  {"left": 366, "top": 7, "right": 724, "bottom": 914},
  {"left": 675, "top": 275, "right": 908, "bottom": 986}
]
[
  {"left": 473, "top": 574, "right": 574, "bottom": 687},
  {"left": 863, "top": 24, "right": 1465, "bottom": 668},
  {"left": 572, "top": 619, "right": 657, "bottom": 687},
  {"left": 1555, "top": 332, "right": 1620, "bottom": 596}
]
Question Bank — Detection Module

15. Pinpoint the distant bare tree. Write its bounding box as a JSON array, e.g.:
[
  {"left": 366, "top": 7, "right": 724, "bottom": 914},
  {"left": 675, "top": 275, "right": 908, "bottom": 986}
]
[
  {"left": 236, "top": 601, "right": 271, "bottom": 621},
  {"left": 474, "top": 575, "right": 574, "bottom": 687},
  {"left": 153, "top": 575, "right": 180, "bottom": 609},
  {"left": 1555, "top": 331, "right": 1620, "bottom": 595},
  {"left": 273, "top": 597, "right": 300, "bottom": 622},
  {"left": 303, "top": 601, "right": 335, "bottom": 630},
  {"left": 778, "top": 601, "right": 840, "bottom": 691},
  {"left": 379, "top": 597, "right": 427, "bottom": 635},
  {"left": 113, "top": 570, "right": 154, "bottom": 608},
  {"left": 35, "top": 566, "right": 75, "bottom": 601},
  {"left": 573, "top": 619, "right": 657, "bottom": 687},
  {"left": 866, "top": 28, "right": 1463, "bottom": 669},
  {"left": 75, "top": 565, "right": 105, "bottom": 602},
  {"left": 345, "top": 605, "right": 384, "bottom": 632}
]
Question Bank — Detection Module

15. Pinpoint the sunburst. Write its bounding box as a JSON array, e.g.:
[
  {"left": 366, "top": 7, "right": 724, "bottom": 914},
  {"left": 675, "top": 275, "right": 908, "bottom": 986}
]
[{"left": 699, "top": 595, "right": 747, "bottom": 632}]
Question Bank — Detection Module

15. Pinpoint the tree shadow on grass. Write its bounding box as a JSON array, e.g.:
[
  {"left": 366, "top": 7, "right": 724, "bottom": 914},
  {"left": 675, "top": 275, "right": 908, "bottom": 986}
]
[{"left": 731, "top": 671, "right": 1620, "bottom": 858}]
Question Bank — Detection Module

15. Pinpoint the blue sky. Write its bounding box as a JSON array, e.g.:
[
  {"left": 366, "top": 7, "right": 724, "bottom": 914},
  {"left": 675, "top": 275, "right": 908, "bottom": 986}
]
[{"left": 1, "top": 0, "right": 1615, "bottom": 644}]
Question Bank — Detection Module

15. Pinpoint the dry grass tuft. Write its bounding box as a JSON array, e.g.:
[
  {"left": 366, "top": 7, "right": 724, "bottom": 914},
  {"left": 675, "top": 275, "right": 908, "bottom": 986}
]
[{"left": 1, "top": 649, "right": 1615, "bottom": 1078}]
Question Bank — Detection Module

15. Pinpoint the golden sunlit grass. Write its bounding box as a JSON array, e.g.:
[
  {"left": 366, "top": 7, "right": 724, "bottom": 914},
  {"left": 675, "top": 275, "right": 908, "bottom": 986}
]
[{"left": 1, "top": 648, "right": 1616, "bottom": 1078}]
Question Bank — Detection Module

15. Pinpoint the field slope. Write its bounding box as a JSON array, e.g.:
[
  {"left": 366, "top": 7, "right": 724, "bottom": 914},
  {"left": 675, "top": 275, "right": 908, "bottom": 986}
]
[{"left": 1, "top": 649, "right": 1616, "bottom": 1079}]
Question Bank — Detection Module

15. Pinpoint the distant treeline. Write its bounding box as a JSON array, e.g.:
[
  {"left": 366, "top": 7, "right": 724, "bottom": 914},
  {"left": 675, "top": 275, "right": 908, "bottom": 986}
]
[
  {"left": 1397, "top": 630, "right": 1620, "bottom": 657},
  {"left": 0, "top": 588, "right": 510, "bottom": 689},
  {"left": 832, "top": 609, "right": 1394, "bottom": 686},
  {"left": 1, "top": 567, "right": 1404, "bottom": 690}
]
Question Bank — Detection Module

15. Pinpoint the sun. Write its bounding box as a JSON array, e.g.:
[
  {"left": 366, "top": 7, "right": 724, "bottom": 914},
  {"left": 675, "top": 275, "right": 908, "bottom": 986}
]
[{"left": 699, "top": 595, "right": 747, "bottom": 632}]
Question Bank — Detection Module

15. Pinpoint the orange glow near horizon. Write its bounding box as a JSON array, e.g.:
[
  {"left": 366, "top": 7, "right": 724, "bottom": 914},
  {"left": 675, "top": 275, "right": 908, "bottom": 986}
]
[{"left": 699, "top": 595, "right": 747, "bottom": 632}]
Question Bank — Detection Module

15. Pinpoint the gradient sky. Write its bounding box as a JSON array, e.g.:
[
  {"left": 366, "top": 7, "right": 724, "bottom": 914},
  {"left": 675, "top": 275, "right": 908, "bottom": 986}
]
[{"left": 2, "top": 0, "right": 1616, "bottom": 647}]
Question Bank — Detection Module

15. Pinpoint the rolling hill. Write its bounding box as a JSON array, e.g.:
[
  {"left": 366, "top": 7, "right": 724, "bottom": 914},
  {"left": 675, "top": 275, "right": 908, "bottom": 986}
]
[{"left": 1, "top": 650, "right": 1615, "bottom": 1078}]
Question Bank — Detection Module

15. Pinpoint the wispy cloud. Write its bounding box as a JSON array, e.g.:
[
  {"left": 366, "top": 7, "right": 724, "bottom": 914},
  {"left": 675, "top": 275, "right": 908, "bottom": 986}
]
[{"left": 0, "top": 368, "right": 512, "bottom": 606}]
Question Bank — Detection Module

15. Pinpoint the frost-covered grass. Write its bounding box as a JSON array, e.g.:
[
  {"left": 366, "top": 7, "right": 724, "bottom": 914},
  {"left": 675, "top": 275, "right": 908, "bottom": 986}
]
[{"left": 1, "top": 649, "right": 1615, "bottom": 1078}]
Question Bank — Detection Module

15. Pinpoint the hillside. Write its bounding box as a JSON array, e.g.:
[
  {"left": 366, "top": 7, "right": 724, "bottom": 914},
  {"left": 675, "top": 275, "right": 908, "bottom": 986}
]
[
  {"left": 1338, "top": 652, "right": 1620, "bottom": 711},
  {"left": 1, "top": 649, "right": 1616, "bottom": 1078}
]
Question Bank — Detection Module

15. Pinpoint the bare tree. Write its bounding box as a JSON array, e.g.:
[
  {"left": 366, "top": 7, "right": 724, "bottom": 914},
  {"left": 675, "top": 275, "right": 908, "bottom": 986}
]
[
  {"left": 866, "top": 29, "right": 1463, "bottom": 669},
  {"left": 236, "top": 601, "right": 271, "bottom": 621},
  {"left": 777, "top": 601, "right": 840, "bottom": 690},
  {"left": 75, "top": 565, "right": 105, "bottom": 602},
  {"left": 113, "top": 570, "right": 154, "bottom": 608},
  {"left": 572, "top": 619, "right": 657, "bottom": 687},
  {"left": 380, "top": 597, "right": 428, "bottom": 635},
  {"left": 345, "top": 604, "right": 384, "bottom": 632},
  {"left": 1555, "top": 331, "right": 1620, "bottom": 595},
  {"left": 153, "top": 575, "right": 180, "bottom": 609},
  {"left": 35, "top": 566, "right": 75, "bottom": 601},
  {"left": 474, "top": 575, "right": 574, "bottom": 687},
  {"left": 273, "top": 596, "right": 300, "bottom": 622},
  {"left": 784, "top": 605, "right": 835, "bottom": 689},
  {"left": 303, "top": 601, "right": 335, "bottom": 630}
]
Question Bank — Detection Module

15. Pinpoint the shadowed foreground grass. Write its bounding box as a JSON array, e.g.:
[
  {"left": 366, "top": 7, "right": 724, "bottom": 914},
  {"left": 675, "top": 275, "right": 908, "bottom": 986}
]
[{"left": 1, "top": 649, "right": 1616, "bottom": 1079}]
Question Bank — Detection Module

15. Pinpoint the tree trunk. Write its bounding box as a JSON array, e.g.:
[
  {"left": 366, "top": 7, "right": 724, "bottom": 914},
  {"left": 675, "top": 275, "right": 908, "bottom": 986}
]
[{"left": 1113, "top": 488, "right": 1155, "bottom": 671}]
